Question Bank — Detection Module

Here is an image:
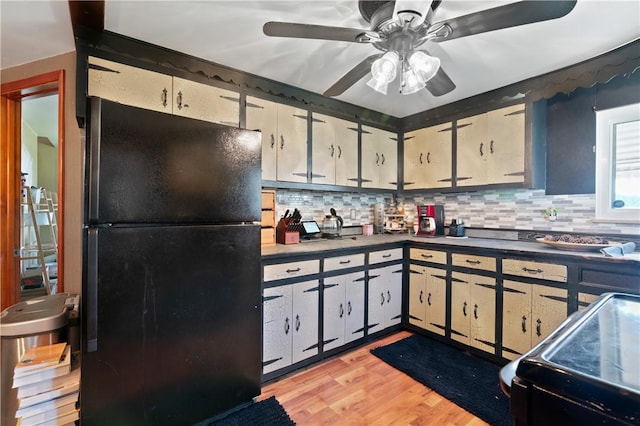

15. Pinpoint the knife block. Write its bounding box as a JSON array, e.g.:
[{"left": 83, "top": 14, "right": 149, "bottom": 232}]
[{"left": 276, "top": 218, "right": 300, "bottom": 244}]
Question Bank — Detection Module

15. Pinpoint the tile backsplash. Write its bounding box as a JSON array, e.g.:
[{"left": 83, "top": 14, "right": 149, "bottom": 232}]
[{"left": 274, "top": 188, "right": 640, "bottom": 236}]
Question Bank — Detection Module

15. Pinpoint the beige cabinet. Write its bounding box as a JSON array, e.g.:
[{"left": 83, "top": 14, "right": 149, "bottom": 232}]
[
  {"left": 246, "top": 97, "right": 308, "bottom": 182},
  {"left": 367, "top": 264, "right": 403, "bottom": 334},
  {"left": 404, "top": 123, "right": 453, "bottom": 190},
  {"left": 323, "top": 270, "right": 365, "bottom": 351},
  {"left": 408, "top": 265, "right": 446, "bottom": 336},
  {"left": 502, "top": 280, "right": 568, "bottom": 360},
  {"left": 172, "top": 77, "right": 239, "bottom": 127},
  {"left": 456, "top": 103, "right": 526, "bottom": 187},
  {"left": 263, "top": 280, "right": 319, "bottom": 374},
  {"left": 361, "top": 125, "right": 397, "bottom": 190},
  {"left": 88, "top": 56, "right": 173, "bottom": 114},
  {"left": 311, "top": 113, "right": 359, "bottom": 186},
  {"left": 450, "top": 271, "right": 496, "bottom": 353}
]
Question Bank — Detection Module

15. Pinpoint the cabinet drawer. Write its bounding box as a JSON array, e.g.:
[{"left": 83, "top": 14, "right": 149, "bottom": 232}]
[
  {"left": 324, "top": 253, "right": 365, "bottom": 272},
  {"left": 261, "top": 210, "right": 276, "bottom": 227},
  {"left": 264, "top": 259, "right": 319, "bottom": 281},
  {"left": 261, "top": 191, "right": 275, "bottom": 210},
  {"left": 503, "top": 259, "right": 567, "bottom": 282},
  {"left": 409, "top": 248, "right": 446, "bottom": 265},
  {"left": 369, "top": 248, "right": 403, "bottom": 264},
  {"left": 261, "top": 228, "right": 275, "bottom": 246},
  {"left": 452, "top": 253, "right": 496, "bottom": 272}
]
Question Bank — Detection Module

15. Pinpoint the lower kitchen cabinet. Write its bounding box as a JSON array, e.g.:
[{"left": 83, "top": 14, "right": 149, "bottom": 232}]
[
  {"left": 323, "top": 271, "right": 366, "bottom": 351},
  {"left": 408, "top": 265, "right": 446, "bottom": 335},
  {"left": 367, "top": 264, "right": 403, "bottom": 334},
  {"left": 502, "top": 280, "right": 568, "bottom": 360},
  {"left": 262, "top": 280, "right": 319, "bottom": 374},
  {"left": 450, "top": 272, "right": 497, "bottom": 353}
]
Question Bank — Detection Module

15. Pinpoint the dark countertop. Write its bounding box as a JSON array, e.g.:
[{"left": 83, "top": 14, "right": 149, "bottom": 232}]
[{"left": 262, "top": 234, "right": 640, "bottom": 264}]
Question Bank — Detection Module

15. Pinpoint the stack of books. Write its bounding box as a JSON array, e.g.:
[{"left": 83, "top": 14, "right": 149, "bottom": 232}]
[{"left": 12, "top": 342, "right": 80, "bottom": 426}]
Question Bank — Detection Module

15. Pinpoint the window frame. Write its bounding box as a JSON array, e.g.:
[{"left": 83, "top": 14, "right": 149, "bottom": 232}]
[{"left": 595, "top": 103, "right": 640, "bottom": 223}]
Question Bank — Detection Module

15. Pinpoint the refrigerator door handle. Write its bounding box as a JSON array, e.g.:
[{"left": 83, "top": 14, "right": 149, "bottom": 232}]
[{"left": 87, "top": 229, "right": 99, "bottom": 352}]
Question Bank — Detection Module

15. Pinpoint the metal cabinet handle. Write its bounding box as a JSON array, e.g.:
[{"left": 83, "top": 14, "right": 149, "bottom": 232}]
[
  {"left": 490, "top": 139, "right": 494, "bottom": 154},
  {"left": 280, "top": 135, "right": 285, "bottom": 150},
  {"left": 536, "top": 318, "right": 542, "bottom": 337},
  {"left": 376, "top": 153, "right": 380, "bottom": 166},
  {"left": 521, "top": 315, "right": 527, "bottom": 333},
  {"left": 479, "top": 142, "right": 484, "bottom": 157},
  {"left": 474, "top": 304, "right": 478, "bottom": 319},
  {"left": 427, "top": 152, "right": 431, "bottom": 164},
  {"left": 380, "top": 292, "right": 385, "bottom": 306},
  {"left": 176, "top": 91, "right": 188, "bottom": 110},
  {"left": 284, "top": 317, "right": 290, "bottom": 334},
  {"left": 466, "top": 259, "right": 481, "bottom": 265},
  {"left": 419, "top": 290, "right": 423, "bottom": 304},
  {"left": 381, "top": 153, "right": 385, "bottom": 165},
  {"left": 419, "top": 153, "right": 423, "bottom": 164},
  {"left": 347, "top": 301, "right": 352, "bottom": 316},
  {"left": 421, "top": 254, "right": 433, "bottom": 259},
  {"left": 463, "top": 301, "right": 467, "bottom": 317},
  {"left": 270, "top": 134, "right": 275, "bottom": 149},
  {"left": 522, "top": 267, "right": 543, "bottom": 275},
  {"left": 339, "top": 303, "right": 344, "bottom": 318},
  {"left": 161, "top": 88, "right": 168, "bottom": 107},
  {"left": 339, "top": 260, "right": 351, "bottom": 265},
  {"left": 387, "top": 290, "right": 391, "bottom": 303},
  {"left": 427, "top": 292, "right": 432, "bottom": 306},
  {"left": 286, "top": 267, "right": 301, "bottom": 273},
  {"left": 383, "top": 254, "right": 392, "bottom": 258},
  {"left": 338, "top": 145, "right": 342, "bottom": 159},
  {"left": 330, "top": 144, "right": 335, "bottom": 157},
  {"left": 295, "top": 314, "right": 301, "bottom": 332}
]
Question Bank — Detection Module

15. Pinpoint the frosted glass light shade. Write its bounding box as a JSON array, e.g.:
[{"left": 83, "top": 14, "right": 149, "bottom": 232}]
[
  {"left": 367, "top": 51, "right": 399, "bottom": 94},
  {"left": 401, "top": 68, "right": 426, "bottom": 94},
  {"left": 409, "top": 51, "right": 440, "bottom": 83}
]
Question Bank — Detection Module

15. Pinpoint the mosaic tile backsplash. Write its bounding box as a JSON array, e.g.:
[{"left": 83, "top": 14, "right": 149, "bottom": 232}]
[{"left": 274, "top": 188, "right": 640, "bottom": 236}]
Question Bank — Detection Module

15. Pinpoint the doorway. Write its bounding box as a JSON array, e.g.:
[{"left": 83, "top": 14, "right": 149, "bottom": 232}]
[{"left": 1, "top": 70, "right": 65, "bottom": 310}]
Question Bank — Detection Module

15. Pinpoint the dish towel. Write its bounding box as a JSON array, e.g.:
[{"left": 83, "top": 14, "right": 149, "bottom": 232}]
[{"left": 600, "top": 242, "right": 636, "bottom": 257}]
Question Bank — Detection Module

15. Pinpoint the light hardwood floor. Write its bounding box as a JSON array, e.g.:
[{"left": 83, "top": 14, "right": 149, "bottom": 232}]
[{"left": 259, "top": 331, "right": 489, "bottom": 425}]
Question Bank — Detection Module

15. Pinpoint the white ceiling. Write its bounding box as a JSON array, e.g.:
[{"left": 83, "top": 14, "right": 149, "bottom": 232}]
[{"left": 1, "top": 1, "right": 639, "bottom": 119}]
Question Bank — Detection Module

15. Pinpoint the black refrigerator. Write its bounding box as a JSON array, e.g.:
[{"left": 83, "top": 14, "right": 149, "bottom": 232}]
[{"left": 81, "top": 98, "right": 262, "bottom": 425}]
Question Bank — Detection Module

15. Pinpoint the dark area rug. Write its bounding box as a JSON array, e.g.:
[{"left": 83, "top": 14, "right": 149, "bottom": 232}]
[
  {"left": 371, "top": 334, "right": 510, "bottom": 426},
  {"left": 203, "top": 396, "right": 295, "bottom": 426}
]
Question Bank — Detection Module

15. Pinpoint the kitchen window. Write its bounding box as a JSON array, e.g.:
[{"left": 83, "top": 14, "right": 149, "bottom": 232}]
[{"left": 595, "top": 103, "right": 640, "bottom": 222}]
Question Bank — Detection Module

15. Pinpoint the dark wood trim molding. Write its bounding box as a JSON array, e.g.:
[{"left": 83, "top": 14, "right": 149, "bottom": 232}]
[{"left": 68, "top": 0, "right": 104, "bottom": 33}]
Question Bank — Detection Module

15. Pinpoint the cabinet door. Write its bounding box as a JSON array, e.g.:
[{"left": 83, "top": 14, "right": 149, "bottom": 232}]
[
  {"left": 361, "top": 126, "right": 397, "bottom": 189},
  {"left": 425, "top": 267, "right": 447, "bottom": 336},
  {"left": 277, "top": 104, "right": 308, "bottom": 183},
  {"left": 311, "top": 113, "right": 336, "bottom": 184},
  {"left": 385, "top": 265, "right": 403, "bottom": 327},
  {"left": 173, "top": 77, "right": 239, "bottom": 127},
  {"left": 322, "top": 274, "right": 345, "bottom": 351},
  {"left": 456, "top": 113, "right": 488, "bottom": 186},
  {"left": 246, "top": 97, "right": 277, "bottom": 181},
  {"left": 486, "top": 104, "right": 525, "bottom": 184},
  {"left": 531, "top": 285, "right": 567, "bottom": 346},
  {"left": 502, "top": 280, "right": 532, "bottom": 360},
  {"left": 408, "top": 265, "right": 427, "bottom": 328},
  {"left": 469, "top": 275, "right": 496, "bottom": 353},
  {"left": 334, "top": 121, "right": 359, "bottom": 187},
  {"left": 291, "top": 280, "right": 319, "bottom": 364},
  {"left": 367, "top": 267, "right": 387, "bottom": 335},
  {"left": 88, "top": 56, "right": 173, "bottom": 114},
  {"left": 378, "top": 129, "right": 398, "bottom": 190},
  {"left": 403, "top": 130, "right": 425, "bottom": 189},
  {"left": 404, "top": 123, "right": 453, "bottom": 190},
  {"left": 450, "top": 273, "right": 470, "bottom": 345},
  {"left": 263, "top": 285, "right": 292, "bottom": 374},
  {"left": 344, "top": 271, "right": 366, "bottom": 343}
]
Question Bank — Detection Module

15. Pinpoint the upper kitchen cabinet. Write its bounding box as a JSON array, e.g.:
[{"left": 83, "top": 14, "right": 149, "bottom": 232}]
[
  {"left": 311, "top": 113, "right": 359, "bottom": 187},
  {"left": 456, "top": 103, "right": 526, "bottom": 187},
  {"left": 404, "top": 122, "right": 453, "bottom": 190},
  {"left": 88, "top": 56, "right": 173, "bottom": 114},
  {"left": 246, "top": 97, "right": 308, "bottom": 183},
  {"left": 172, "top": 77, "right": 239, "bottom": 127},
  {"left": 88, "top": 57, "right": 241, "bottom": 128},
  {"left": 361, "top": 126, "right": 398, "bottom": 190}
]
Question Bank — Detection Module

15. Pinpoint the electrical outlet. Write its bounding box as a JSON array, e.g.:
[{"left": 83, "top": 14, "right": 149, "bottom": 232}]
[{"left": 350, "top": 209, "right": 357, "bottom": 220}]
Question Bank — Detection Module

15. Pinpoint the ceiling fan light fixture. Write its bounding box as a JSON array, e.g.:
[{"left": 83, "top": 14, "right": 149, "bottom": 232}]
[
  {"left": 409, "top": 51, "right": 441, "bottom": 83},
  {"left": 401, "top": 67, "right": 426, "bottom": 95},
  {"left": 367, "top": 51, "right": 399, "bottom": 95}
]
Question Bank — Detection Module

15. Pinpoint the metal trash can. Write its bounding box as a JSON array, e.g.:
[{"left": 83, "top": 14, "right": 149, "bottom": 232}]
[{"left": 0, "top": 293, "right": 79, "bottom": 425}]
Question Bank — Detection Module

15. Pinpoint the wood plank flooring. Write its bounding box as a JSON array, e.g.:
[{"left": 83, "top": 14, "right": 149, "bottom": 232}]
[{"left": 259, "top": 331, "right": 489, "bottom": 425}]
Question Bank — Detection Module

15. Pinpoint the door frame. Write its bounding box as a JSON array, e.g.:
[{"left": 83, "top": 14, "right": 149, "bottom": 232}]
[{"left": 1, "top": 70, "right": 65, "bottom": 309}]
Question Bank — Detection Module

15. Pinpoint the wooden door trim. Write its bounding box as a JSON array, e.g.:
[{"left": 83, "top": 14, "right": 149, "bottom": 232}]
[{"left": 1, "top": 70, "right": 65, "bottom": 309}]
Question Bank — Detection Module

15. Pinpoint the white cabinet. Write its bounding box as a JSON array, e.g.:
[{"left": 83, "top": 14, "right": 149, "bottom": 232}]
[
  {"left": 361, "top": 125, "right": 397, "bottom": 190},
  {"left": 450, "top": 271, "right": 496, "bottom": 353},
  {"left": 88, "top": 56, "right": 173, "bottom": 114},
  {"left": 456, "top": 103, "right": 526, "bottom": 187},
  {"left": 408, "top": 265, "right": 446, "bottom": 335},
  {"left": 311, "top": 113, "right": 359, "bottom": 186},
  {"left": 172, "top": 77, "right": 239, "bottom": 127},
  {"left": 246, "top": 97, "right": 308, "bottom": 182},
  {"left": 502, "top": 280, "right": 568, "bottom": 360},
  {"left": 367, "top": 264, "right": 403, "bottom": 334},
  {"left": 403, "top": 122, "right": 453, "bottom": 190},
  {"left": 88, "top": 57, "right": 240, "bottom": 127},
  {"left": 323, "top": 271, "right": 365, "bottom": 351},
  {"left": 263, "top": 280, "right": 319, "bottom": 374}
]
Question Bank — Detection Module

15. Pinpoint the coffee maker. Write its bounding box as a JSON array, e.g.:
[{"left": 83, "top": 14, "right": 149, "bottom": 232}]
[{"left": 416, "top": 205, "right": 445, "bottom": 237}]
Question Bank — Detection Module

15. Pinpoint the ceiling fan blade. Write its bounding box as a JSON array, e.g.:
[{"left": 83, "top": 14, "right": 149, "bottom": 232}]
[
  {"left": 323, "top": 53, "right": 384, "bottom": 97},
  {"left": 432, "top": 0, "right": 577, "bottom": 42},
  {"left": 264, "top": 21, "right": 369, "bottom": 43},
  {"left": 425, "top": 66, "right": 456, "bottom": 97}
]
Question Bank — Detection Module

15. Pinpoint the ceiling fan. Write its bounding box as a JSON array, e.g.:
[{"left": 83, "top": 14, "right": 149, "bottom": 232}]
[{"left": 263, "top": 0, "right": 577, "bottom": 97}]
